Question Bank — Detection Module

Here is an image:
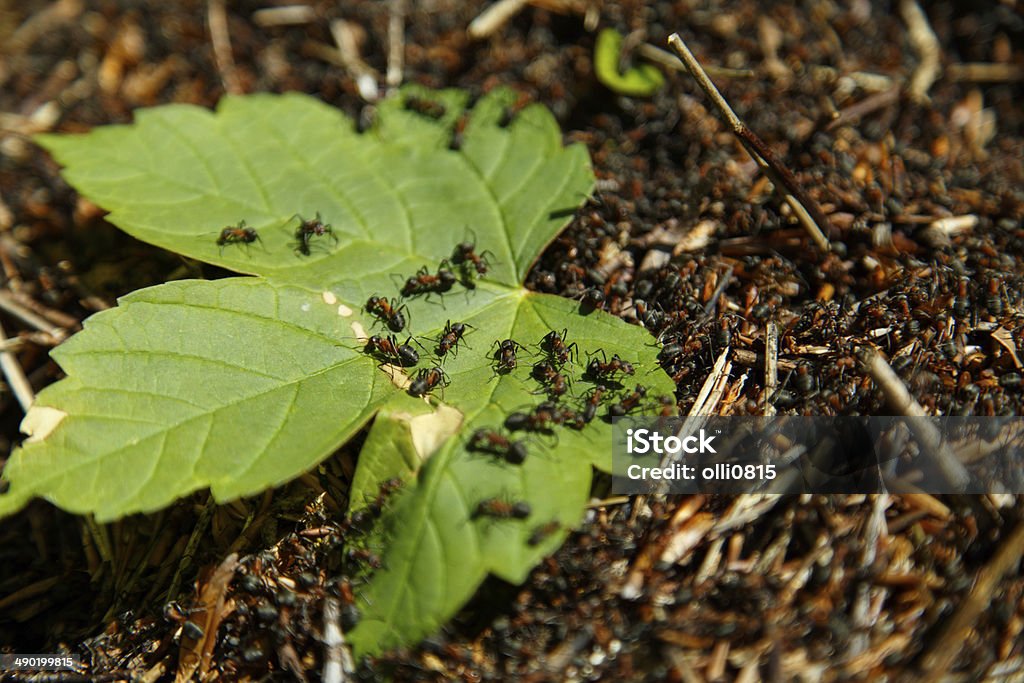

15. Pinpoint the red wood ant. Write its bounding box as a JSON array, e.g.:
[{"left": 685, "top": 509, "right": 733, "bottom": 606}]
[
  {"left": 408, "top": 366, "right": 449, "bottom": 397},
  {"left": 451, "top": 233, "right": 495, "bottom": 285},
  {"left": 436, "top": 320, "right": 472, "bottom": 357},
  {"left": 405, "top": 96, "right": 446, "bottom": 119},
  {"left": 365, "top": 296, "right": 408, "bottom": 332},
  {"left": 608, "top": 385, "right": 648, "bottom": 417},
  {"left": 491, "top": 338, "right": 524, "bottom": 374},
  {"left": 528, "top": 521, "right": 561, "bottom": 547},
  {"left": 585, "top": 350, "right": 635, "bottom": 381},
  {"left": 531, "top": 360, "right": 569, "bottom": 397},
  {"left": 468, "top": 429, "right": 527, "bottom": 464},
  {"left": 472, "top": 498, "right": 531, "bottom": 520},
  {"left": 293, "top": 212, "right": 337, "bottom": 255},
  {"left": 581, "top": 385, "right": 607, "bottom": 424},
  {"left": 401, "top": 262, "right": 457, "bottom": 298},
  {"left": 365, "top": 477, "right": 404, "bottom": 516},
  {"left": 364, "top": 334, "right": 420, "bottom": 367},
  {"left": 216, "top": 220, "right": 261, "bottom": 252},
  {"left": 540, "top": 329, "right": 578, "bottom": 366}
]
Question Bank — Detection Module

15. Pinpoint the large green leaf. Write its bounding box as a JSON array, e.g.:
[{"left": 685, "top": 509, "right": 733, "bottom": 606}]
[
  {"left": 1, "top": 87, "right": 675, "bottom": 655},
  {"left": 0, "top": 279, "right": 388, "bottom": 521}
]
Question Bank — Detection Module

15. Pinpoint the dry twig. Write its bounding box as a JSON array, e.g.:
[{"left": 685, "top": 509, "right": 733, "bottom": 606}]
[
  {"left": 0, "top": 319, "right": 34, "bottom": 412},
  {"left": 667, "top": 33, "right": 832, "bottom": 253},
  {"left": 918, "top": 520, "right": 1024, "bottom": 680},
  {"left": 207, "top": 0, "right": 242, "bottom": 95},
  {"left": 387, "top": 0, "right": 406, "bottom": 89},
  {"left": 899, "top": 0, "right": 941, "bottom": 103},
  {"left": 858, "top": 347, "right": 969, "bottom": 488}
]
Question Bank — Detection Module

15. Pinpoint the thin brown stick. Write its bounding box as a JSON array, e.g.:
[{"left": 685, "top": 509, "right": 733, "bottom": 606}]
[
  {"left": 918, "top": 520, "right": 1024, "bottom": 680},
  {"left": 208, "top": 0, "right": 242, "bottom": 95},
  {"left": 858, "top": 346, "right": 969, "bottom": 488},
  {"left": 667, "top": 33, "right": 832, "bottom": 253}
]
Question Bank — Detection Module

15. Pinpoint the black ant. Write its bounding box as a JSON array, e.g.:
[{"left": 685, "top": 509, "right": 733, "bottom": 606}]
[
  {"left": 540, "top": 329, "right": 578, "bottom": 366},
  {"left": 468, "top": 429, "right": 527, "bottom": 464},
  {"left": 451, "top": 233, "right": 495, "bottom": 284},
  {"left": 531, "top": 360, "right": 569, "bottom": 398},
  {"left": 436, "top": 320, "right": 472, "bottom": 357},
  {"left": 408, "top": 366, "right": 449, "bottom": 397},
  {"left": 579, "top": 287, "right": 605, "bottom": 313},
  {"left": 293, "top": 212, "right": 337, "bottom": 255},
  {"left": 364, "top": 334, "right": 420, "bottom": 367},
  {"left": 216, "top": 220, "right": 261, "bottom": 252},
  {"left": 472, "top": 498, "right": 531, "bottom": 520},
  {"left": 401, "top": 262, "right": 457, "bottom": 299},
  {"left": 491, "top": 338, "right": 524, "bottom": 374},
  {"left": 528, "top": 521, "right": 561, "bottom": 547},
  {"left": 365, "top": 295, "right": 408, "bottom": 333},
  {"left": 634, "top": 299, "right": 664, "bottom": 328},
  {"left": 608, "top": 385, "right": 648, "bottom": 417},
  {"left": 504, "top": 404, "right": 555, "bottom": 434},
  {"left": 581, "top": 385, "right": 607, "bottom": 424},
  {"left": 585, "top": 350, "right": 635, "bottom": 382}
]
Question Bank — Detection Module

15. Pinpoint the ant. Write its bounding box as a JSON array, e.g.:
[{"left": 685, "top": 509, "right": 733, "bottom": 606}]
[
  {"left": 531, "top": 360, "right": 569, "bottom": 398},
  {"left": 451, "top": 233, "right": 495, "bottom": 284},
  {"left": 491, "top": 338, "right": 524, "bottom": 374},
  {"left": 579, "top": 287, "right": 605, "bottom": 313},
  {"left": 472, "top": 498, "right": 531, "bottom": 521},
  {"left": 365, "top": 295, "right": 408, "bottom": 333},
  {"left": 436, "top": 320, "right": 472, "bottom": 357},
  {"left": 401, "top": 262, "right": 457, "bottom": 299},
  {"left": 468, "top": 429, "right": 527, "bottom": 465},
  {"left": 581, "top": 385, "right": 607, "bottom": 424},
  {"left": 504, "top": 403, "right": 555, "bottom": 434},
  {"left": 405, "top": 97, "right": 446, "bottom": 119},
  {"left": 585, "top": 350, "right": 635, "bottom": 382},
  {"left": 408, "top": 366, "right": 449, "bottom": 397},
  {"left": 293, "top": 212, "right": 337, "bottom": 255},
  {"left": 608, "top": 385, "right": 648, "bottom": 417},
  {"left": 528, "top": 521, "right": 561, "bottom": 547},
  {"left": 364, "top": 334, "right": 420, "bottom": 367},
  {"left": 216, "top": 220, "right": 261, "bottom": 252},
  {"left": 540, "top": 329, "right": 578, "bottom": 366},
  {"left": 345, "top": 547, "right": 382, "bottom": 570}
]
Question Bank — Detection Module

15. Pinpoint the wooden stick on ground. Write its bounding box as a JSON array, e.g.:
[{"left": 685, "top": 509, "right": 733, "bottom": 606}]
[
  {"left": 666, "top": 33, "right": 832, "bottom": 253},
  {"left": 858, "top": 346, "right": 969, "bottom": 489},
  {"left": 899, "top": 0, "right": 940, "bottom": 103},
  {"left": 918, "top": 519, "right": 1024, "bottom": 680},
  {"left": 207, "top": 0, "right": 242, "bottom": 95},
  {"left": 763, "top": 321, "right": 779, "bottom": 416},
  {"left": 0, "top": 320, "right": 34, "bottom": 412}
]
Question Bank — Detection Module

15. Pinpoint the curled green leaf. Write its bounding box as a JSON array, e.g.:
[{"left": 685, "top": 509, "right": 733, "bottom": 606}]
[{"left": 594, "top": 27, "right": 666, "bottom": 97}]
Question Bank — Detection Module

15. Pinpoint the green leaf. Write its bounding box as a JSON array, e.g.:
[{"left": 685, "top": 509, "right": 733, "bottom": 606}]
[
  {"left": 1, "top": 279, "right": 388, "bottom": 521},
  {"left": 594, "top": 28, "right": 666, "bottom": 97},
  {"left": 347, "top": 292, "right": 675, "bottom": 654},
  {"left": 34, "top": 88, "right": 593, "bottom": 299},
  {"left": 6, "top": 87, "right": 677, "bottom": 656}
]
